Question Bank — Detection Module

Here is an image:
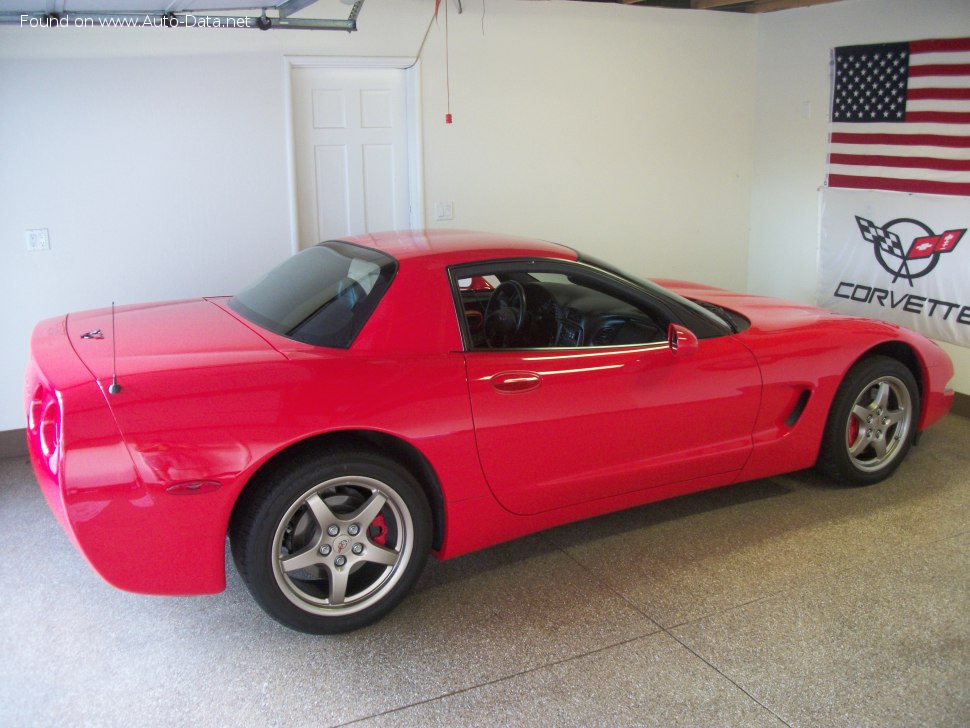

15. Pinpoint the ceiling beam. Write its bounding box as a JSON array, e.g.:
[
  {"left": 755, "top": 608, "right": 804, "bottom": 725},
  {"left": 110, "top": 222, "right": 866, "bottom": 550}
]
[
  {"left": 691, "top": 0, "right": 841, "bottom": 9},
  {"left": 587, "top": 0, "right": 845, "bottom": 11},
  {"left": 690, "top": 0, "right": 748, "bottom": 8},
  {"left": 741, "top": 0, "right": 842, "bottom": 11},
  {"left": 622, "top": 0, "right": 691, "bottom": 5}
]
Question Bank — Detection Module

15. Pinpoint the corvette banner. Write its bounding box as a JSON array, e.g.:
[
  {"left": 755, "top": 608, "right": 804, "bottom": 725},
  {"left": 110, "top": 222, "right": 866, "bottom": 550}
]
[
  {"left": 818, "top": 187, "right": 970, "bottom": 347},
  {"left": 819, "top": 35, "right": 970, "bottom": 348}
]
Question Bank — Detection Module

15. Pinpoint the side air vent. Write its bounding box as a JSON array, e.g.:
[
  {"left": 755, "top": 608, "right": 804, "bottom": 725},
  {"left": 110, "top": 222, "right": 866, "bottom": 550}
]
[
  {"left": 785, "top": 390, "right": 811, "bottom": 427},
  {"left": 593, "top": 325, "right": 618, "bottom": 346}
]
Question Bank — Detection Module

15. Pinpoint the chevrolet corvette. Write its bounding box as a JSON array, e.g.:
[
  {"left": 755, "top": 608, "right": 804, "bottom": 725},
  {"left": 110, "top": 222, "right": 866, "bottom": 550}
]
[{"left": 25, "top": 230, "right": 954, "bottom": 633}]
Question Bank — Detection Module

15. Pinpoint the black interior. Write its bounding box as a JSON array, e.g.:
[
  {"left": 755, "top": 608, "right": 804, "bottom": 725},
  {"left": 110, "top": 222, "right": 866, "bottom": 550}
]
[{"left": 462, "top": 275, "right": 667, "bottom": 350}]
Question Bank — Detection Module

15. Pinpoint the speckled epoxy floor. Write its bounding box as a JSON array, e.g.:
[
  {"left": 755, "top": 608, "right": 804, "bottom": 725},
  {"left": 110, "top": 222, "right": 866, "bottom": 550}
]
[{"left": 1, "top": 415, "right": 967, "bottom": 727}]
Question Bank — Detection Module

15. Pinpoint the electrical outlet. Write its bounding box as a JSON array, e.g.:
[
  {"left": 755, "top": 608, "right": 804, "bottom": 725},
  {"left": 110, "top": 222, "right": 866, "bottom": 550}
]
[
  {"left": 25, "top": 228, "right": 50, "bottom": 252},
  {"left": 434, "top": 202, "right": 454, "bottom": 222}
]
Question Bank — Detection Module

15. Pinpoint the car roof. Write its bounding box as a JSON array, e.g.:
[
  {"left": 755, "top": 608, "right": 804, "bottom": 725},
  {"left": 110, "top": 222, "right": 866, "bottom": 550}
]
[{"left": 332, "top": 229, "right": 579, "bottom": 267}]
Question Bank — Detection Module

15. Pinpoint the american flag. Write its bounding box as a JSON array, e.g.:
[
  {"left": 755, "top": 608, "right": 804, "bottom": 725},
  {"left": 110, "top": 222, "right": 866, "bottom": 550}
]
[{"left": 827, "top": 36, "right": 970, "bottom": 197}]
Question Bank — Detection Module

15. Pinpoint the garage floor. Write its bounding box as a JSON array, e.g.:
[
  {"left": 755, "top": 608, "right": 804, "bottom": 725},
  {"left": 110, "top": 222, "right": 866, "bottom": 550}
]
[{"left": 1, "top": 415, "right": 967, "bottom": 728}]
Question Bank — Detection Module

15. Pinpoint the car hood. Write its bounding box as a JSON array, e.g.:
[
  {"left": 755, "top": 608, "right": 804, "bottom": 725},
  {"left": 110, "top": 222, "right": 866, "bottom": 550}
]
[
  {"left": 656, "top": 279, "right": 885, "bottom": 334},
  {"left": 66, "top": 297, "right": 285, "bottom": 382}
]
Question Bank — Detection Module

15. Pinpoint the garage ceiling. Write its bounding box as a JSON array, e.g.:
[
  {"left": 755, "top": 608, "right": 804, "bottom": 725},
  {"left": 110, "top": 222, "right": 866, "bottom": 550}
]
[
  {"left": 574, "top": 0, "right": 844, "bottom": 11},
  {"left": 2, "top": 0, "right": 849, "bottom": 29},
  {"left": 9, "top": 0, "right": 850, "bottom": 17}
]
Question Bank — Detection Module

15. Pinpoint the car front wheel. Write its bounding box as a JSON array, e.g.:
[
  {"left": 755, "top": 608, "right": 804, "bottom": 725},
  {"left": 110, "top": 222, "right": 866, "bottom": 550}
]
[
  {"left": 231, "top": 450, "right": 432, "bottom": 634},
  {"left": 818, "top": 356, "right": 919, "bottom": 486}
]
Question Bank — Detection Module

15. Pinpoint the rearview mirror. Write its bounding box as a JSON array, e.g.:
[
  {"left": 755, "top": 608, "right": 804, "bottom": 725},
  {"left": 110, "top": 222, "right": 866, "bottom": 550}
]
[{"left": 667, "top": 323, "right": 698, "bottom": 357}]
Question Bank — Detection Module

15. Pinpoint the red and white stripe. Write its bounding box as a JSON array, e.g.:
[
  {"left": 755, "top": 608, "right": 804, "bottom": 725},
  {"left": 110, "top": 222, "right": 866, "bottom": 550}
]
[{"left": 828, "top": 36, "right": 970, "bottom": 197}]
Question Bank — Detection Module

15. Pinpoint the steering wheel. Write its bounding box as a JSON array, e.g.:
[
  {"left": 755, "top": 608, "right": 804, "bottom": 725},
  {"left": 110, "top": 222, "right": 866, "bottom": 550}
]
[{"left": 484, "top": 280, "right": 527, "bottom": 348}]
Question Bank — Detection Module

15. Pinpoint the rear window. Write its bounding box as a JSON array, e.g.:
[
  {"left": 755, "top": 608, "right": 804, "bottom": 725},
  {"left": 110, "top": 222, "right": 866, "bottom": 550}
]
[{"left": 229, "top": 241, "right": 397, "bottom": 348}]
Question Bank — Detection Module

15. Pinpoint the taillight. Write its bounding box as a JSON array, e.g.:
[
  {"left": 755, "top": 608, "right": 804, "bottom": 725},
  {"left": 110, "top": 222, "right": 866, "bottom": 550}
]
[
  {"left": 27, "top": 386, "right": 44, "bottom": 433},
  {"left": 39, "top": 397, "right": 61, "bottom": 468}
]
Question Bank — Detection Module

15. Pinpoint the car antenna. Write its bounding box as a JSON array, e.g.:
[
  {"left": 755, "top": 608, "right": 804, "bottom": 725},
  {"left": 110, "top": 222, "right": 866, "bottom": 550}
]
[{"left": 108, "top": 301, "right": 122, "bottom": 395}]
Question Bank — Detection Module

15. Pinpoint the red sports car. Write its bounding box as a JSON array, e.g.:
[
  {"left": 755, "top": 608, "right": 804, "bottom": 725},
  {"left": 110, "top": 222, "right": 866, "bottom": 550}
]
[{"left": 25, "top": 230, "right": 954, "bottom": 633}]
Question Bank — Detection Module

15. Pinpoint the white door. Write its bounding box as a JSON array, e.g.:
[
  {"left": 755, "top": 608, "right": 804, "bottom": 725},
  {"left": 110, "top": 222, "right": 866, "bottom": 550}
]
[{"left": 291, "top": 67, "right": 413, "bottom": 249}]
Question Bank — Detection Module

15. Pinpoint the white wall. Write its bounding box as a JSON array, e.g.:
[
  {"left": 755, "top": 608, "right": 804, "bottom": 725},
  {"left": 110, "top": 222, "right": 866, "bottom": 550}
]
[
  {"left": 0, "top": 2, "right": 432, "bottom": 431},
  {"left": 749, "top": 0, "right": 970, "bottom": 394},
  {"left": 419, "top": 0, "right": 758, "bottom": 287},
  {"left": 0, "top": 0, "right": 759, "bottom": 431}
]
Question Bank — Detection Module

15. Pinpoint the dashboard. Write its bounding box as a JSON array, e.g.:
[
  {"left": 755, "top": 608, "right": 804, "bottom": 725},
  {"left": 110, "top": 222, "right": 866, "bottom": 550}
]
[{"left": 461, "top": 279, "right": 666, "bottom": 349}]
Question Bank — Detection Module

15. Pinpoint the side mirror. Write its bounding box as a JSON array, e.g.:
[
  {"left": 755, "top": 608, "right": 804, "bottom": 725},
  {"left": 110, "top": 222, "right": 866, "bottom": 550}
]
[{"left": 667, "top": 323, "right": 698, "bottom": 357}]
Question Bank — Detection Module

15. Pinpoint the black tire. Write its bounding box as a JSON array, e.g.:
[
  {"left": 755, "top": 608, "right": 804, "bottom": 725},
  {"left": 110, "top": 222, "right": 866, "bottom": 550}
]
[
  {"left": 230, "top": 450, "right": 432, "bottom": 634},
  {"left": 817, "top": 355, "right": 920, "bottom": 486}
]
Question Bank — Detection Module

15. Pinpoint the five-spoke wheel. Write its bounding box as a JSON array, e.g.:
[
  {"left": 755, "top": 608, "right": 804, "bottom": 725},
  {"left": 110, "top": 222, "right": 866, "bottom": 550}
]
[
  {"left": 231, "top": 451, "right": 431, "bottom": 634},
  {"left": 843, "top": 374, "right": 912, "bottom": 474},
  {"left": 818, "top": 356, "right": 919, "bottom": 485}
]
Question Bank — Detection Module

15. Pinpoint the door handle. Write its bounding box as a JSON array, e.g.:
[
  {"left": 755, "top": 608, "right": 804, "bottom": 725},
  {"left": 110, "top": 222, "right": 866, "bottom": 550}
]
[{"left": 491, "top": 371, "right": 542, "bottom": 394}]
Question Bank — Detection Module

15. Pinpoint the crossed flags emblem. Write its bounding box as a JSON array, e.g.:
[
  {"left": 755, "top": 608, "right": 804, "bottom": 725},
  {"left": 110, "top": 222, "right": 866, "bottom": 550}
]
[{"left": 855, "top": 216, "right": 965, "bottom": 285}]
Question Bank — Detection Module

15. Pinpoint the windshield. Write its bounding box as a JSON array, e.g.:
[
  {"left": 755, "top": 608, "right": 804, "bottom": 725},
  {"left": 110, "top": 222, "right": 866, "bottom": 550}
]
[
  {"left": 579, "top": 253, "right": 733, "bottom": 336},
  {"left": 229, "top": 241, "right": 397, "bottom": 348}
]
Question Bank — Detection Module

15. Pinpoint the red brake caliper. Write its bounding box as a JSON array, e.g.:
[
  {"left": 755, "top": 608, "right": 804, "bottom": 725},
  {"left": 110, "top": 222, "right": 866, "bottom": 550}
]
[
  {"left": 368, "top": 513, "right": 388, "bottom": 546},
  {"left": 848, "top": 414, "right": 860, "bottom": 447}
]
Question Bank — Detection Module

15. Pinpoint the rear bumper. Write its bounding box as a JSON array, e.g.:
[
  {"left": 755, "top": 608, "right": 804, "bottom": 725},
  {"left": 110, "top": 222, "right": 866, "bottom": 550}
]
[{"left": 25, "top": 317, "right": 226, "bottom": 596}]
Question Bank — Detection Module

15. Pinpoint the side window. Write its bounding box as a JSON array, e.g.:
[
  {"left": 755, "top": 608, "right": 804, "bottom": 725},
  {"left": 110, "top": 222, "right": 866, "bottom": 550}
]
[
  {"left": 453, "top": 264, "right": 667, "bottom": 350},
  {"left": 229, "top": 242, "right": 397, "bottom": 348}
]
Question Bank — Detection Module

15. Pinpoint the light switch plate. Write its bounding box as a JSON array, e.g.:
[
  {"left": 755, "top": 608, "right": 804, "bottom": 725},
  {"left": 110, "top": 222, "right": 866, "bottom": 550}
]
[
  {"left": 25, "top": 228, "right": 50, "bottom": 252},
  {"left": 434, "top": 201, "right": 454, "bottom": 221}
]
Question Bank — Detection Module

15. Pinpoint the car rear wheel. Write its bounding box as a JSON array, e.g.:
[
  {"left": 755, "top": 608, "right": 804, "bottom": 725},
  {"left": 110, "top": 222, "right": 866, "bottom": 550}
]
[
  {"left": 230, "top": 450, "right": 431, "bottom": 634},
  {"left": 818, "top": 356, "right": 919, "bottom": 486}
]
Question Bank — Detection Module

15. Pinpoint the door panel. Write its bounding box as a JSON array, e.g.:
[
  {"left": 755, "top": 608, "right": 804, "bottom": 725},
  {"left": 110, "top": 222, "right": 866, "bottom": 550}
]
[
  {"left": 313, "top": 145, "right": 351, "bottom": 235},
  {"left": 292, "top": 68, "right": 411, "bottom": 248},
  {"left": 362, "top": 144, "right": 396, "bottom": 231},
  {"left": 465, "top": 340, "right": 761, "bottom": 515}
]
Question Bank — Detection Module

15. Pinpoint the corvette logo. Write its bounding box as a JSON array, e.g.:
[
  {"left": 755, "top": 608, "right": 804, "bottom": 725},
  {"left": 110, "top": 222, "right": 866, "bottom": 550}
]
[
  {"left": 855, "top": 216, "right": 965, "bottom": 286},
  {"left": 821, "top": 188, "right": 970, "bottom": 348}
]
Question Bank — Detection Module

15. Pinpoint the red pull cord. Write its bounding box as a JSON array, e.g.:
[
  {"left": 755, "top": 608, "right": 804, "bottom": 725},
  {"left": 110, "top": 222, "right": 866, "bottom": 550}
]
[{"left": 445, "top": 0, "right": 452, "bottom": 124}]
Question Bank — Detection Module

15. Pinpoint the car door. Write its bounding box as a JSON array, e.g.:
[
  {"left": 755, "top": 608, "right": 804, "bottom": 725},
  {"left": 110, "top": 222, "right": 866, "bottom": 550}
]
[{"left": 456, "top": 262, "right": 761, "bottom": 516}]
